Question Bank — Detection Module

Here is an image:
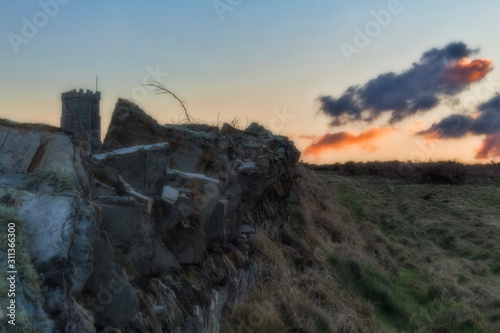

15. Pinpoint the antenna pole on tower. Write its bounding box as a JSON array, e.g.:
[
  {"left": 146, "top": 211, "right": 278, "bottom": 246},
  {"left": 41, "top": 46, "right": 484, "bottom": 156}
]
[{"left": 96, "top": 76, "right": 98, "bottom": 92}]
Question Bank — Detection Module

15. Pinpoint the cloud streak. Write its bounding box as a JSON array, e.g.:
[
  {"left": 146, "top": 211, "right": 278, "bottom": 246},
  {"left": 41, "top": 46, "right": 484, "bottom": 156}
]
[
  {"left": 319, "top": 42, "right": 492, "bottom": 126},
  {"left": 303, "top": 127, "right": 397, "bottom": 156}
]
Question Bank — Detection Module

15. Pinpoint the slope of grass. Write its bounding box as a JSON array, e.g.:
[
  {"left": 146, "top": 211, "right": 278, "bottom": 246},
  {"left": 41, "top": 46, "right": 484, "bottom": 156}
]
[
  {"left": 320, "top": 168, "right": 500, "bottom": 332},
  {"left": 221, "top": 163, "right": 500, "bottom": 332}
]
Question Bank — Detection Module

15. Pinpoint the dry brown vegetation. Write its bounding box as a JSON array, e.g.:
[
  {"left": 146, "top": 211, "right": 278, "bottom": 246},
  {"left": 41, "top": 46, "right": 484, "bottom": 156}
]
[
  {"left": 309, "top": 161, "right": 500, "bottom": 185},
  {"left": 221, "top": 162, "right": 500, "bottom": 332}
]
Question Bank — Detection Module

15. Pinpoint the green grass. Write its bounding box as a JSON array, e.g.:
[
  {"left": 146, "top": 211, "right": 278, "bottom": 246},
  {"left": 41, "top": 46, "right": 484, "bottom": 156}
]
[
  {"left": 473, "top": 193, "right": 500, "bottom": 207},
  {"left": 24, "top": 168, "right": 77, "bottom": 193},
  {"left": 316, "top": 169, "right": 500, "bottom": 332},
  {"left": 330, "top": 255, "right": 413, "bottom": 329},
  {"left": 0, "top": 205, "right": 46, "bottom": 332},
  {"left": 333, "top": 188, "right": 364, "bottom": 219},
  {"left": 222, "top": 164, "right": 500, "bottom": 332}
]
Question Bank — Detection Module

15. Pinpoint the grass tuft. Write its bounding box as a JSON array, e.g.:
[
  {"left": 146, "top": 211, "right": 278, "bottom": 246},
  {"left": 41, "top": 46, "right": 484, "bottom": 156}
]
[
  {"left": 0, "top": 204, "right": 46, "bottom": 332},
  {"left": 24, "top": 168, "right": 77, "bottom": 193}
]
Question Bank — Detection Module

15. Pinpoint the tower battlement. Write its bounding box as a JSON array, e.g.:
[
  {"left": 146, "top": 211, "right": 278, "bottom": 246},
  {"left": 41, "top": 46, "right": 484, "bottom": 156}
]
[
  {"left": 60, "top": 89, "right": 101, "bottom": 154},
  {"left": 61, "top": 89, "right": 101, "bottom": 101}
]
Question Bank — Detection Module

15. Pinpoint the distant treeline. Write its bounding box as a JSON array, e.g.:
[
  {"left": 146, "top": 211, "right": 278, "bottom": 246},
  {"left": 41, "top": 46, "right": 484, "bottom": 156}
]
[{"left": 306, "top": 160, "right": 500, "bottom": 185}]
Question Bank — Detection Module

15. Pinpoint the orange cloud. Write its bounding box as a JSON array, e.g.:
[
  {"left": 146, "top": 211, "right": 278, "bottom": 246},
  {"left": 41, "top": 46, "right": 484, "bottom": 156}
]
[
  {"left": 475, "top": 134, "right": 500, "bottom": 160},
  {"left": 423, "top": 130, "right": 441, "bottom": 142},
  {"left": 303, "top": 127, "right": 398, "bottom": 156},
  {"left": 443, "top": 57, "right": 492, "bottom": 84},
  {"left": 405, "top": 121, "right": 427, "bottom": 135}
]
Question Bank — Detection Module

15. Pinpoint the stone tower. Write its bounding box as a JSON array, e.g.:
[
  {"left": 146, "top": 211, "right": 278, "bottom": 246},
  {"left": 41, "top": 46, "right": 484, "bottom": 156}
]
[{"left": 61, "top": 89, "right": 101, "bottom": 154}]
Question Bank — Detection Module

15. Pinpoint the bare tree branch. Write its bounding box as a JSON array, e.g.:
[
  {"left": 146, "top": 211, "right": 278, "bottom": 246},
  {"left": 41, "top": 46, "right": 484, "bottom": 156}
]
[{"left": 143, "top": 81, "right": 191, "bottom": 124}]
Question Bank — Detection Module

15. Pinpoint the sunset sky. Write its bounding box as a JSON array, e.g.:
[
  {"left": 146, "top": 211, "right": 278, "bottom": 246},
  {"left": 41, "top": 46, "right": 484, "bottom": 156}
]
[{"left": 2, "top": 0, "right": 500, "bottom": 163}]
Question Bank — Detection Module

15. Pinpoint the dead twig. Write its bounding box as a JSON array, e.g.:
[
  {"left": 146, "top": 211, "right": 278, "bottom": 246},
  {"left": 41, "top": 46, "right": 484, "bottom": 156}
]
[{"left": 143, "top": 81, "right": 191, "bottom": 124}]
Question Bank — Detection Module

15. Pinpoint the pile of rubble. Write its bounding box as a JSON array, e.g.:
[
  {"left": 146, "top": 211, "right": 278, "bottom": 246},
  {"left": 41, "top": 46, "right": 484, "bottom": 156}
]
[{"left": 0, "top": 98, "right": 299, "bottom": 332}]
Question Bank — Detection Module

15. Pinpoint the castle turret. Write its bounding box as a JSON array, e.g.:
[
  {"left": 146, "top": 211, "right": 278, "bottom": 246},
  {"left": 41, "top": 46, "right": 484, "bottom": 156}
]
[{"left": 61, "top": 89, "right": 101, "bottom": 154}]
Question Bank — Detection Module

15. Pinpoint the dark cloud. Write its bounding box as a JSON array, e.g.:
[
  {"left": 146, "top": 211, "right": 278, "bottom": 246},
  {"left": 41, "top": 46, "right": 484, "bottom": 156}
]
[
  {"left": 421, "top": 42, "right": 473, "bottom": 61},
  {"left": 478, "top": 94, "right": 500, "bottom": 111},
  {"left": 319, "top": 42, "right": 492, "bottom": 125},
  {"left": 318, "top": 87, "right": 362, "bottom": 126},
  {"left": 419, "top": 94, "right": 500, "bottom": 139},
  {"left": 419, "top": 94, "right": 500, "bottom": 159},
  {"left": 419, "top": 114, "right": 475, "bottom": 138}
]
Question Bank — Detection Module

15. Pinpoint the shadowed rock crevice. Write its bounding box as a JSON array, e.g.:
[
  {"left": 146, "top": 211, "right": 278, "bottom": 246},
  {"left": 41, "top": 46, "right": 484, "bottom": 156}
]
[{"left": 26, "top": 134, "right": 48, "bottom": 173}]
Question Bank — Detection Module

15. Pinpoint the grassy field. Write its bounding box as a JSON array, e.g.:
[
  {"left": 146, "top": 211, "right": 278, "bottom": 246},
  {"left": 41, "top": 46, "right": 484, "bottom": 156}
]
[{"left": 221, "top": 163, "right": 500, "bottom": 332}]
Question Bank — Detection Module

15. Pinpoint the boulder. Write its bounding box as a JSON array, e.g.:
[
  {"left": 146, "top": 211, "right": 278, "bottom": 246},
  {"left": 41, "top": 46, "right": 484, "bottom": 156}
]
[
  {"left": 166, "top": 136, "right": 218, "bottom": 175},
  {"left": 0, "top": 170, "right": 143, "bottom": 330},
  {"left": 94, "top": 196, "right": 155, "bottom": 275},
  {"left": 101, "top": 99, "right": 219, "bottom": 175},
  {"left": 0, "top": 188, "right": 97, "bottom": 331},
  {"left": 7, "top": 191, "right": 95, "bottom": 289},
  {"left": 0, "top": 206, "right": 56, "bottom": 332},
  {"left": 164, "top": 224, "right": 207, "bottom": 264},
  {"left": 225, "top": 198, "right": 243, "bottom": 242},
  {"left": 0, "top": 119, "right": 92, "bottom": 195},
  {"left": 154, "top": 187, "right": 201, "bottom": 242},
  {"left": 155, "top": 200, "right": 186, "bottom": 237},
  {"left": 93, "top": 142, "right": 169, "bottom": 196},
  {"left": 88, "top": 158, "right": 122, "bottom": 190},
  {"left": 88, "top": 158, "right": 153, "bottom": 211},
  {"left": 100, "top": 99, "right": 167, "bottom": 151},
  {"left": 166, "top": 169, "right": 221, "bottom": 223},
  {"left": 153, "top": 237, "right": 181, "bottom": 272},
  {"left": 244, "top": 122, "right": 273, "bottom": 137},
  {"left": 162, "top": 185, "right": 179, "bottom": 204},
  {"left": 82, "top": 235, "right": 139, "bottom": 328},
  {"left": 205, "top": 199, "right": 228, "bottom": 246},
  {"left": 94, "top": 179, "right": 118, "bottom": 196}
]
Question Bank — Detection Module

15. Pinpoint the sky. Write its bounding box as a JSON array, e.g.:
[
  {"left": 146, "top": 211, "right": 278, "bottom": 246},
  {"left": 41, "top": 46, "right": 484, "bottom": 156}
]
[{"left": 2, "top": 0, "right": 500, "bottom": 163}]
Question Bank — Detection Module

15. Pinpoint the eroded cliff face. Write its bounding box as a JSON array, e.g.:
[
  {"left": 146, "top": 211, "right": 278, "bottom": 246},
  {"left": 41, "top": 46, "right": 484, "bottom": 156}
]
[{"left": 0, "top": 99, "right": 299, "bottom": 333}]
